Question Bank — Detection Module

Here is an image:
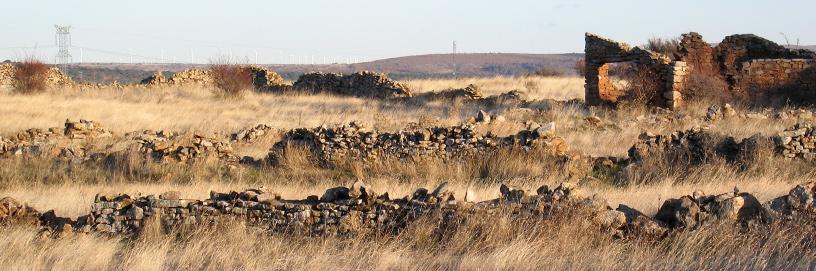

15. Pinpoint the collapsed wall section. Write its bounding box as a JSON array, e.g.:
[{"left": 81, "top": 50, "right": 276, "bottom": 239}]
[{"left": 584, "top": 33, "right": 687, "bottom": 108}]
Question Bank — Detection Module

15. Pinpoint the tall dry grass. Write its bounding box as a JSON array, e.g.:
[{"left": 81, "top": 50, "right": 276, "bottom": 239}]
[{"left": 1, "top": 75, "right": 815, "bottom": 269}]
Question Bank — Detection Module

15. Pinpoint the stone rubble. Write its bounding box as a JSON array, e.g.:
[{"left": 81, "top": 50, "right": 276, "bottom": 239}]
[
  {"left": 5, "top": 181, "right": 815, "bottom": 241},
  {"left": 291, "top": 71, "right": 413, "bottom": 99},
  {"left": 230, "top": 124, "right": 275, "bottom": 143},
  {"left": 267, "top": 121, "right": 569, "bottom": 167}
]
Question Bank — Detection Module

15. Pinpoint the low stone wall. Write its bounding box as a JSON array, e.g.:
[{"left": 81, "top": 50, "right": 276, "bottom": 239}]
[
  {"left": 292, "top": 71, "right": 412, "bottom": 99},
  {"left": 629, "top": 124, "right": 816, "bottom": 165},
  {"left": 268, "top": 121, "right": 567, "bottom": 166},
  {"left": 4, "top": 181, "right": 815, "bottom": 241},
  {"left": 775, "top": 123, "right": 816, "bottom": 160}
]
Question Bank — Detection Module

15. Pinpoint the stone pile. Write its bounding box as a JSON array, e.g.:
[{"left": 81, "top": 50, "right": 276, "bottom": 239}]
[
  {"left": 0, "top": 120, "right": 103, "bottom": 160},
  {"left": 654, "top": 188, "right": 768, "bottom": 229},
  {"left": 268, "top": 121, "right": 568, "bottom": 166},
  {"left": 292, "top": 71, "right": 412, "bottom": 99},
  {"left": 231, "top": 124, "right": 275, "bottom": 143},
  {"left": 169, "top": 68, "right": 214, "bottom": 85},
  {"left": 775, "top": 123, "right": 816, "bottom": 160},
  {"left": 0, "top": 63, "right": 75, "bottom": 90},
  {"left": 766, "top": 181, "right": 816, "bottom": 217},
  {"left": 130, "top": 131, "right": 240, "bottom": 164},
  {"left": 8, "top": 182, "right": 816, "bottom": 241},
  {"left": 0, "top": 63, "right": 13, "bottom": 89},
  {"left": 0, "top": 197, "right": 41, "bottom": 226},
  {"left": 247, "top": 66, "right": 288, "bottom": 91},
  {"left": 64, "top": 119, "right": 112, "bottom": 139}
]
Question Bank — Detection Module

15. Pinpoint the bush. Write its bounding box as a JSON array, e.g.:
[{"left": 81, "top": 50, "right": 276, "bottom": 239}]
[
  {"left": 683, "top": 73, "right": 732, "bottom": 103},
  {"left": 617, "top": 63, "right": 662, "bottom": 106},
  {"left": 644, "top": 37, "right": 681, "bottom": 59},
  {"left": 12, "top": 58, "right": 50, "bottom": 94},
  {"left": 209, "top": 60, "right": 254, "bottom": 98}
]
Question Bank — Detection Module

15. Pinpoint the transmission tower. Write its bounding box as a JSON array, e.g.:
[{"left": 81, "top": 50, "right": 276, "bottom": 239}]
[
  {"left": 54, "top": 25, "right": 72, "bottom": 64},
  {"left": 452, "top": 41, "right": 457, "bottom": 77}
]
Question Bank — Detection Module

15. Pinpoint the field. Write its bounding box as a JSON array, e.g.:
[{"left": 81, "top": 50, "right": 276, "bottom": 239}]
[{"left": 1, "top": 75, "right": 816, "bottom": 270}]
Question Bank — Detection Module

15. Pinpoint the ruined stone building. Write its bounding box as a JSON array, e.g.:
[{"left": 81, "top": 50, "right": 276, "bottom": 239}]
[{"left": 584, "top": 32, "right": 816, "bottom": 108}]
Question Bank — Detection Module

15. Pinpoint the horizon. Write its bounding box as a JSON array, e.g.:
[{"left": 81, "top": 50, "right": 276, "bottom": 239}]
[{"left": 1, "top": 0, "right": 813, "bottom": 64}]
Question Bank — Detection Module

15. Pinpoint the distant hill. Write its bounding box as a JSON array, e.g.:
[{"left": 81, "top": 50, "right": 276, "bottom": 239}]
[{"left": 59, "top": 53, "right": 584, "bottom": 83}]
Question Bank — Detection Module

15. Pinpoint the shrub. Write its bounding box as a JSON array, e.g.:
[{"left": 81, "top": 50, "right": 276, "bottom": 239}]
[
  {"left": 644, "top": 37, "right": 681, "bottom": 59},
  {"left": 617, "top": 63, "right": 662, "bottom": 106},
  {"left": 12, "top": 58, "right": 50, "bottom": 94},
  {"left": 209, "top": 60, "right": 254, "bottom": 98},
  {"left": 683, "top": 73, "right": 732, "bottom": 103}
]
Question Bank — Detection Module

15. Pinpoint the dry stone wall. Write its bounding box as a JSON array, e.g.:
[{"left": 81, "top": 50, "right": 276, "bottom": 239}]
[
  {"left": 586, "top": 32, "right": 816, "bottom": 108},
  {"left": 584, "top": 33, "right": 686, "bottom": 108},
  {"left": 268, "top": 121, "right": 568, "bottom": 167},
  {"left": 736, "top": 59, "right": 815, "bottom": 94},
  {"left": 292, "top": 71, "right": 412, "bottom": 99},
  {"left": 6, "top": 180, "right": 816, "bottom": 242}
]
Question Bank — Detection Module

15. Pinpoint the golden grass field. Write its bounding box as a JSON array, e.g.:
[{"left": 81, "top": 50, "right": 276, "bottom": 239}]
[{"left": 1, "top": 76, "right": 815, "bottom": 270}]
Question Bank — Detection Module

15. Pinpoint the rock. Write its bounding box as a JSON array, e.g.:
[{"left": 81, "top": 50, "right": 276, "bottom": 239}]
[
  {"left": 160, "top": 191, "right": 181, "bottom": 200},
  {"left": 654, "top": 196, "right": 701, "bottom": 229},
  {"left": 431, "top": 181, "right": 449, "bottom": 198},
  {"left": 706, "top": 104, "right": 722, "bottom": 121},
  {"left": 500, "top": 184, "right": 526, "bottom": 202},
  {"left": 320, "top": 187, "right": 350, "bottom": 202},
  {"left": 126, "top": 206, "right": 144, "bottom": 220},
  {"left": 595, "top": 210, "right": 627, "bottom": 229},
  {"left": 723, "top": 103, "right": 736, "bottom": 117},
  {"left": 787, "top": 184, "right": 813, "bottom": 210},
  {"left": 476, "top": 110, "right": 491, "bottom": 123},
  {"left": 256, "top": 193, "right": 280, "bottom": 204}
]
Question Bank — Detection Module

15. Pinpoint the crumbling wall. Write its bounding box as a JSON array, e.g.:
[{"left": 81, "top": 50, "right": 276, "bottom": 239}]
[
  {"left": 0, "top": 63, "right": 75, "bottom": 90},
  {"left": 678, "top": 32, "right": 719, "bottom": 76},
  {"left": 584, "top": 33, "right": 687, "bottom": 108},
  {"left": 9, "top": 180, "right": 816, "bottom": 242},
  {"left": 587, "top": 32, "right": 816, "bottom": 108},
  {"left": 734, "top": 59, "right": 815, "bottom": 95},
  {"left": 292, "top": 71, "right": 413, "bottom": 99},
  {"left": 267, "top": 121, "right": 567, "bottom": 166}
]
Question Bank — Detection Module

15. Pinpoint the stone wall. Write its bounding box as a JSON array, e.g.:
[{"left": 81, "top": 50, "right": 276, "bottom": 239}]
[
  {"left": 586, "top": 32, "right": 816, "bottom": 108},
  {"left": 292, "top": 71, "right": 412, "bottom": 99},
  {"left": 6, "top": 180, "right": 816, "bottom": 242},
  {"left": 584, "top": 33, "right": 687, "bottom": 108},
  {"left": 267, "top": 121, "right": 568, "bottom": 167},
  {"left": 735, "top": 59, "right": 815, "bottom": 94},
  {"left": 678, "top": 32, "right": 719, "bottom": 76}
]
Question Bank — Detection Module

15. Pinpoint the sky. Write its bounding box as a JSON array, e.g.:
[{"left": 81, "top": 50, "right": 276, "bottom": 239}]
[{"left": 0, "top": 0, "right": 813, "bottom": 64}]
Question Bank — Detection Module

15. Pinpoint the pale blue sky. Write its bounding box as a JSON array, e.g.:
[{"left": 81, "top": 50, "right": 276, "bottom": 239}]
[{"left": 1, "top": 0, "right": 812, "bottom": 64}]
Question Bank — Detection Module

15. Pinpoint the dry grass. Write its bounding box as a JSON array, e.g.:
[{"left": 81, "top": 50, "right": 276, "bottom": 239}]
[{"left": 1, "top": 75, "right": 815, "bottom": 270}]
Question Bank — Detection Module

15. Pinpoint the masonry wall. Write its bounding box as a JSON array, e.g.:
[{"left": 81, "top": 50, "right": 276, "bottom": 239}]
[{"left": 735, "top": 59, "right": 816, "bottom": 94}]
